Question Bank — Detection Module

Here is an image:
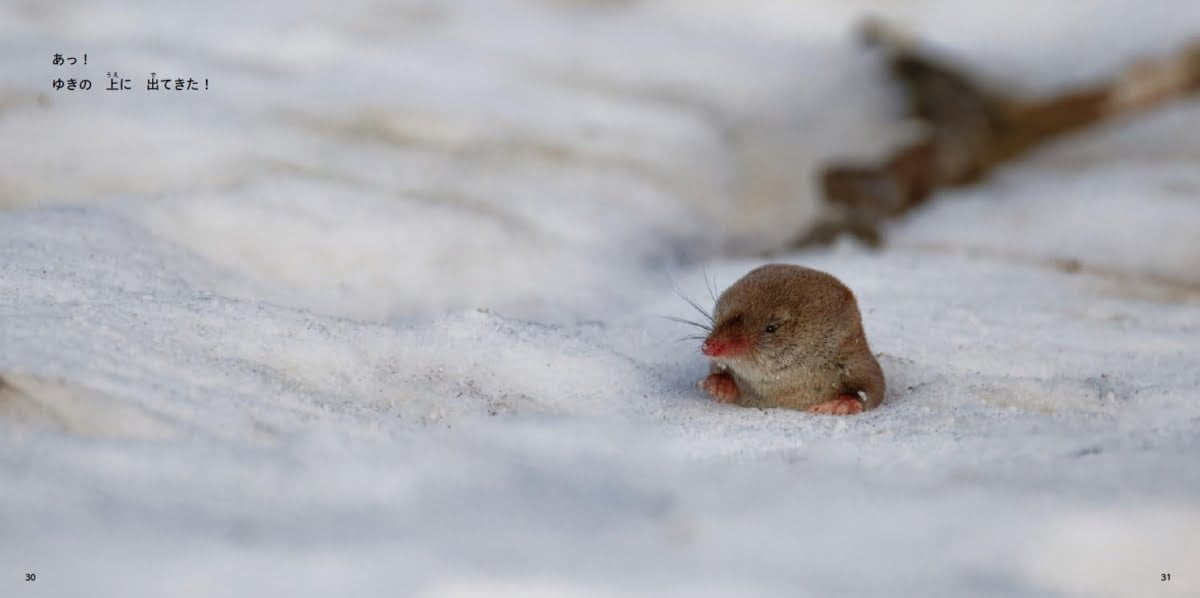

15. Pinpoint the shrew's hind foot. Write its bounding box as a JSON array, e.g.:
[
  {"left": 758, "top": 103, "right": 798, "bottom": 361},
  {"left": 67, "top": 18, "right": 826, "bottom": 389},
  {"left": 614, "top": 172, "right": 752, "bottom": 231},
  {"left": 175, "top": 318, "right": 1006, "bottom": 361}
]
[
  {"left": 700, "top": 372, "right": 740, "bottom": 404},
  {"left": 807, "top": 394, "right": 865, "bottom": 415}
]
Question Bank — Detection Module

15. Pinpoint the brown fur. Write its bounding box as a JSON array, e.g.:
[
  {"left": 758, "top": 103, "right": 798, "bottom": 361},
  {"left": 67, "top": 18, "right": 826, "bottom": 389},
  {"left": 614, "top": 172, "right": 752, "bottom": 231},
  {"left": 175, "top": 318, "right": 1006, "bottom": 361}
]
[{"left": 700, "top": 264, "right": 885, "bottom": 412}]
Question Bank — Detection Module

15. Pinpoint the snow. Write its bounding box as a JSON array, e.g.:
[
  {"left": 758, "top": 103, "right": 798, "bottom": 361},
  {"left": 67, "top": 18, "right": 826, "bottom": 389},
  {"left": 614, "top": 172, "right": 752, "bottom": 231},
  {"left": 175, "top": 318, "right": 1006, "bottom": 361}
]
[{"left": 2, "top": 1, "right": 1199, "bottom": 596}]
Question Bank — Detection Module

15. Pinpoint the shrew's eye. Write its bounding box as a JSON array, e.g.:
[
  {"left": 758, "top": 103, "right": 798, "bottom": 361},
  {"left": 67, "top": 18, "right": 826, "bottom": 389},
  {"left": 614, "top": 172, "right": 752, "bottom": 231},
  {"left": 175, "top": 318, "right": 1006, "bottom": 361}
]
[{"left": 764, "top": 323, "right": 778, "bottom": 333}]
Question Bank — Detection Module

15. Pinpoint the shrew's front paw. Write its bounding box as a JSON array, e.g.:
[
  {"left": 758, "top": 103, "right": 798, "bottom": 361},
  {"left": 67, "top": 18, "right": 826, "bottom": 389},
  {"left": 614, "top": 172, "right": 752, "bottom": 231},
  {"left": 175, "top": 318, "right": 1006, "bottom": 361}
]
[{"left": 700, "top": 372, "right": 740, "bottom": 404}]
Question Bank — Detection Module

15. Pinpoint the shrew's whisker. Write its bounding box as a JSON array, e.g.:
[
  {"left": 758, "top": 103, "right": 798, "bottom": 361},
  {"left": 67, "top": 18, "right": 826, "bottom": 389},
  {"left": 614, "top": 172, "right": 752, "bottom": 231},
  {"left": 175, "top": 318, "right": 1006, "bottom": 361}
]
[
  {"left": 660, "top": 315, "right": 712, "bottom": 332},
  {"left": 672, "top": 284, "right": 714, "bottom": 324},
  {"left": 703, "top": 266, "right": 719, "bottom": 303}
]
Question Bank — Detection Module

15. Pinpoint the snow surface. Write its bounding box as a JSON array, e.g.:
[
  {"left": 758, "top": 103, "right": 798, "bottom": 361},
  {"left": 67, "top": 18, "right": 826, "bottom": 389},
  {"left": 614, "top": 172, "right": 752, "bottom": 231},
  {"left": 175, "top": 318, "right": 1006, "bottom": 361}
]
[{"left": 2, "top": 1, "right": 1199, "bottom": 596}]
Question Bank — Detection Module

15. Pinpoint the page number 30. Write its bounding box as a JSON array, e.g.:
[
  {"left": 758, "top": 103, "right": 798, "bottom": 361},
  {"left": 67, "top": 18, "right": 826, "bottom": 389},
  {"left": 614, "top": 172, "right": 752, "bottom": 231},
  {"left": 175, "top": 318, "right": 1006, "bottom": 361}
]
[{"left": 25, "top": 573, "right": 36, "bottom": 581}]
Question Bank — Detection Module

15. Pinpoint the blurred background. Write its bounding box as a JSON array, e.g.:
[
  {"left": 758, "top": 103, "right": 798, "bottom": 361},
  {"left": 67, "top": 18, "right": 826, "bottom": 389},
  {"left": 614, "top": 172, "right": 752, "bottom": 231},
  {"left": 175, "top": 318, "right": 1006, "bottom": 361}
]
[{"left": 6, "top": 0, "right": 1198, "bottom": 322}]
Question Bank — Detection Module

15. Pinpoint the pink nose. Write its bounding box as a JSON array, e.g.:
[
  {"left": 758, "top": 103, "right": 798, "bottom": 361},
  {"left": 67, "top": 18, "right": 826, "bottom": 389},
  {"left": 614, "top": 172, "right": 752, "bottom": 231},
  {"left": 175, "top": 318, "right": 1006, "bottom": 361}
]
[{"left": 702, "top": 339, "right": 722, "bottom": 356}]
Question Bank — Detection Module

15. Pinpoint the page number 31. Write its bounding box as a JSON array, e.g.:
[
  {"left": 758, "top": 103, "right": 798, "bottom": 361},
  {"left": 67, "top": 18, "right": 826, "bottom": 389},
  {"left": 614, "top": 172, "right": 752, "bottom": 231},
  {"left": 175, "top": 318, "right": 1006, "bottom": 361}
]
[{"left": 1161, "top": 573, "right": 1172, "bottom": 581}]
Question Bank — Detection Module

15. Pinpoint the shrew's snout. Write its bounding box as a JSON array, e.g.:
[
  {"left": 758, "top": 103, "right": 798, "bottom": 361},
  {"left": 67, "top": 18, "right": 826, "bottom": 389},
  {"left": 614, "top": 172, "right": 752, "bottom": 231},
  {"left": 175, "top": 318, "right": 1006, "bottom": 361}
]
[{"left": 702, "top": 336, "right": 746, "bottom": 357}]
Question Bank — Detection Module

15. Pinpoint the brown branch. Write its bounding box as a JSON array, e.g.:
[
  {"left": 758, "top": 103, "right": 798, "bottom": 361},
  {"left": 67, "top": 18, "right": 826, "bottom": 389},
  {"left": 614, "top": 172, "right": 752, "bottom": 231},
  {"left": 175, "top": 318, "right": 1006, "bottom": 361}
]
[{"left": 797, "top": 21, "right": 1200, "bottom": 248}]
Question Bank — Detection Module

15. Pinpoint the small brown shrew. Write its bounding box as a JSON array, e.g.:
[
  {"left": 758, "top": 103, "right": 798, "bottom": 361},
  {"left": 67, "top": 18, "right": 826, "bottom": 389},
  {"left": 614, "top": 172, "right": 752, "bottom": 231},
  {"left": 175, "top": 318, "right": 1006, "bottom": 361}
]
[{"left": 691, "top": 264, "right": 885, "bottom": 415}]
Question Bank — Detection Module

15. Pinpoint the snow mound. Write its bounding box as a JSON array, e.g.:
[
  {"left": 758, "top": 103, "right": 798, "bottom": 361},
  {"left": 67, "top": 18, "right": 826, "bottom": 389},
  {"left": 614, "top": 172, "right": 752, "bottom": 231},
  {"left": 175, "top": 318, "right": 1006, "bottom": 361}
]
[{"left": 2, "top": 1, "right": 1199, "bottom": 597}]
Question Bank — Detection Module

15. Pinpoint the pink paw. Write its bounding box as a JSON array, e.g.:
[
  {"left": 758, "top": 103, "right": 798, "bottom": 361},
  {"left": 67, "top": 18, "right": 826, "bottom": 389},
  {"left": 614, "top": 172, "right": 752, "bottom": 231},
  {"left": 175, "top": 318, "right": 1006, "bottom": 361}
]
[
  {"left": 700, "top": 372, "right": 740, "bottom": 404},
  {"left": 807, "top": 394, "right": 865, "bottom": 415}
]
